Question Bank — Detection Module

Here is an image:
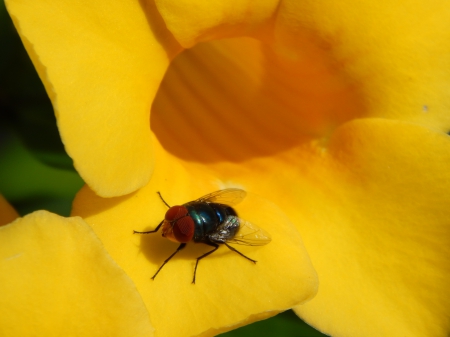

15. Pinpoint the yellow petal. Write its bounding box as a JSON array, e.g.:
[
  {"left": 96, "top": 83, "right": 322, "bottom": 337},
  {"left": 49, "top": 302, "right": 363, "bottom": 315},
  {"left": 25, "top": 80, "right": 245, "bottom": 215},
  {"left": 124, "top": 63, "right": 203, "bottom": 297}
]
[
  {"left": 0, "top": 195, "right": 18, "bottom": 226},
  {"left": 290, "top": 119, "right": 450, "bottom": 337},
  {"left": 71, "top": 143, "right": 318, "bottom": 337},
  {"left": 273, "top": 0, "right": 450, "bottom": 130},
  {"left": 155, "top": 0, "right": 279, "bottom": 47},
  {"left": 151, "top": 36, "right": 363, "bottom": 160},
  {"left": 0, "top": 211, "right": 154, "bottom": 337},
  {"left": 5, "top": 0, "right": 181, "bottom": 197}
]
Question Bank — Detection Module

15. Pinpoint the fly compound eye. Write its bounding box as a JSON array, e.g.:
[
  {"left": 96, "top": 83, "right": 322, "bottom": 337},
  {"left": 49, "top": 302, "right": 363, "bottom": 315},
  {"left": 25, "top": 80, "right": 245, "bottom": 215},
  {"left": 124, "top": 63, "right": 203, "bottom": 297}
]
[
  {"left": 173, "top": 217, "right": 195, "bottom": 243},
  {"left": 165, "top": 205, "right": 188, "bottom": 222}
]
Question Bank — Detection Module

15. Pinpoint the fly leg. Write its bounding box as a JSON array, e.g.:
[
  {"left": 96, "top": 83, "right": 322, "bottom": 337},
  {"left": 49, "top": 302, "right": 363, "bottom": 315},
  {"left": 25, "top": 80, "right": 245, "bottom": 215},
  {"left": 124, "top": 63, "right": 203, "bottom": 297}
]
[
  {"left": 133, "top": 220, "right": 164, "bottom": 234},
  {"left": 133, "top": 190, "right": 169, "bottom": 234},
  {"left": 151, "top": 243, "right": 186, "bottom": 280},
  {"left": 224, "top": 243, "right": 257, "bottom": 263},
  {"left": 192, "top": 242, "right": 219, "bottom": 284}
]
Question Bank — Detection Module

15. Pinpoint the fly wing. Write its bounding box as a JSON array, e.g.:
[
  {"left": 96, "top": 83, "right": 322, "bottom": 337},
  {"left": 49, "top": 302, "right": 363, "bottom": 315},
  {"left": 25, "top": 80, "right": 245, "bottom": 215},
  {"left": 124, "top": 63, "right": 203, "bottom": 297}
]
[
  {"left": 195, "top": 188, "right": 247, "bottom": 205},
  {"left": 226, "top": 218, "right": 271, "bottom": 246}
]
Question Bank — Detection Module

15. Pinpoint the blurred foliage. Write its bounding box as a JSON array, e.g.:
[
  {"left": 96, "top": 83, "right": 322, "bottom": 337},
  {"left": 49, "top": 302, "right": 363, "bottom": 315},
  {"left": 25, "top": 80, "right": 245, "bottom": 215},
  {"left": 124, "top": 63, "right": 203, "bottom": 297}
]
[
  {"left": 0, "top": 1, "right": 83, "bottom": 216},
  {"left": 0, "top": 3, "right": 327, "bottom": 336},
  {"left": 221, "top": 310, "right": 328, "bottom": 337},
  {"left": 0, "top": 128, "right": 83, "bottom": 216},
  {"left": 1, "top": 1, "right": 74, "bottom": 170}
]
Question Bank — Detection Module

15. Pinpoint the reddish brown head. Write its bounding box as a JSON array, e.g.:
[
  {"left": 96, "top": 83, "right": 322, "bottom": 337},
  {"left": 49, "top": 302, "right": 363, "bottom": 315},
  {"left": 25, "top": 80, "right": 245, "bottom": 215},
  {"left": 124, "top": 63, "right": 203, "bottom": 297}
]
[{"left": 161, "top": 206, "right": 195, "bottom": 243}]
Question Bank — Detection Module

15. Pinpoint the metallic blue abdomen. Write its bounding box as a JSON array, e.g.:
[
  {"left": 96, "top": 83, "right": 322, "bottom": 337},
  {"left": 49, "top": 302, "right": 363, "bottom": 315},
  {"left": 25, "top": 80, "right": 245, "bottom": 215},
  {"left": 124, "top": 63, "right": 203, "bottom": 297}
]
[{"left": 185, "top": 202, "right": 237, "bottom": 242}]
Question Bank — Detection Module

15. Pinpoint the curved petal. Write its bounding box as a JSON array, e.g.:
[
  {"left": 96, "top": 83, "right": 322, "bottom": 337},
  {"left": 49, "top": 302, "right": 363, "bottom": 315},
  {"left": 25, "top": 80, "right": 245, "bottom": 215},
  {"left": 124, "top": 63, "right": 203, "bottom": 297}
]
[
  {"left": 5, "top": 0, "right": 181, "bottom": 197},
  {"left": 155, "top": 0, "right": 279, "bottom": 47},
  {"left": 0, "top": 211, "right": 154, "bottom": 336},
  {"left": 290, "top": 119, "right": 450, "bottom": 337},
  {"left": 0, "top": 195, "right": 18, "bottom": 226},
  {"left": 151, "top": 37, "right": 364, "bottom": 162},
  {"left": 71, "top": 143, "right": 319, "bottom": 337},
  {"left": 273, "top": 0, "right": 450, "bottom": 130}
]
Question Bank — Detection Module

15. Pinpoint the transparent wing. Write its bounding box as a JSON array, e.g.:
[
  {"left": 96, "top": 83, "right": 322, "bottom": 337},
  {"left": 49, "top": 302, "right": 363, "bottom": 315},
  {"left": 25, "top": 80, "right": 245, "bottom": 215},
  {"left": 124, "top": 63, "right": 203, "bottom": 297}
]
[
  {"left": 226, "top": 218, "right": 271, "bottom": 246},
  {"left": 194, "top": 188, "right": 247, "bottom": 205}
]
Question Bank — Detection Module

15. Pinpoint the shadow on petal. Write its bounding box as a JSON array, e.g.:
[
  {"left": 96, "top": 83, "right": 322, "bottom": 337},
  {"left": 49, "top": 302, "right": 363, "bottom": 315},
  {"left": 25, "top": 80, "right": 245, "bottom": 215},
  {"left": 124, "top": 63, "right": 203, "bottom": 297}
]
[{"left": 151, "top": 36, "right": 367, "bottom": 163}]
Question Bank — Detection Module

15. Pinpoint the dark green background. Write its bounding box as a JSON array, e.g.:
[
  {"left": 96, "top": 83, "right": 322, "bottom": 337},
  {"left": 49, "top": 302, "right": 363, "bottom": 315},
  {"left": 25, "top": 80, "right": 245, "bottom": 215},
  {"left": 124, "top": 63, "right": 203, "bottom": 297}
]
[{"left": 0, "top": 3, "right": 328, "bottom": 336}]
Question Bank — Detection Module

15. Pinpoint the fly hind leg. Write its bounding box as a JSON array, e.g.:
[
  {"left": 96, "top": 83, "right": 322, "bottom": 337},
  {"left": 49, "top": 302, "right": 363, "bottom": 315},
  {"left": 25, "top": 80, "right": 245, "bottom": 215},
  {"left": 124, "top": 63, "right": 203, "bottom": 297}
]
[{"left": 224, "top": 243, "right": 257, "bottom": 263}]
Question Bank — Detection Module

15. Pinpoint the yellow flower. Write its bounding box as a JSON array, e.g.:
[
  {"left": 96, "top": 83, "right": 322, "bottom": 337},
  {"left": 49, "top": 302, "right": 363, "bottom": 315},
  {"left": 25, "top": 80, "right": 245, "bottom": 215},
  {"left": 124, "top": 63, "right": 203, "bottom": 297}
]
[{"left": 6, "top": 0, "right": 450, "bottom": 337}]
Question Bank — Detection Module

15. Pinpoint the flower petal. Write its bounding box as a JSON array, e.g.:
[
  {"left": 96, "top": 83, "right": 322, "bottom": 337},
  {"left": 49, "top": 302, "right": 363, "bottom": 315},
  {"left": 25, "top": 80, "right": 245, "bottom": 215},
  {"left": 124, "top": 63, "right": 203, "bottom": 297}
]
[
  {"left": 5, "top": 0, "right": 181, "bottom": 197},
  {"left": 0, "top": 195, "right": 18, "bottom": 226},
  {"left": 151, "top": 36, "right": 364, "bottom": 161},
  {"left": 291, "top": 119, "right": 450, "bottom": 337},
  {"left": 155, "top": 0, "right": 278, "bottom": 47},
  {"left": 0, "top": 211, "right": 154, "bottom": 336},
  {"left": 71, "top": 143, "right": 318, "bottom": 337},
  {"left": 273, "top": 0, "right": 450, "bottom": 128}
]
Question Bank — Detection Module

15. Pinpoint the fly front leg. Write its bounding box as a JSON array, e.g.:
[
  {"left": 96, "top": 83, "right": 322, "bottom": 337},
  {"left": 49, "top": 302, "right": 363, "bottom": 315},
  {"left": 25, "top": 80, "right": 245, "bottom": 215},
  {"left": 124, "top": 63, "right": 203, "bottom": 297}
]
[
  {"left": 192, "top": 242, "right": 219, "bottom": 284},
  {"left": 133, "top": 190, "right": 170, "bottom": 234},
  {"left": 133, "top": 220, "right": 164, "bottom": 234}
]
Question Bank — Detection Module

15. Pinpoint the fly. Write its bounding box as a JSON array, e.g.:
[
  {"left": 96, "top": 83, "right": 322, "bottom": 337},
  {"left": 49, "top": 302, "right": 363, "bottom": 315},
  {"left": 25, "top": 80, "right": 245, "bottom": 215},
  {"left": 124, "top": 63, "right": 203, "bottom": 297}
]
[{"left": 133, "top": 188, "right": 271, "bottom": 283}]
